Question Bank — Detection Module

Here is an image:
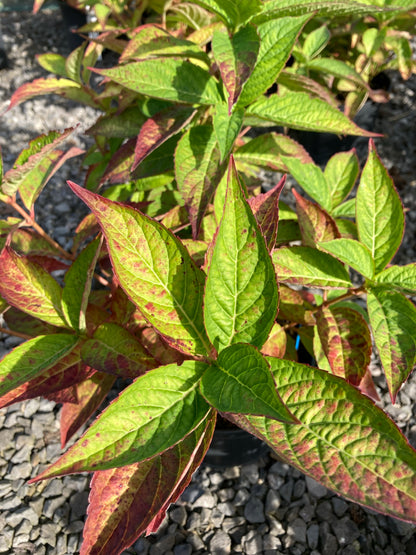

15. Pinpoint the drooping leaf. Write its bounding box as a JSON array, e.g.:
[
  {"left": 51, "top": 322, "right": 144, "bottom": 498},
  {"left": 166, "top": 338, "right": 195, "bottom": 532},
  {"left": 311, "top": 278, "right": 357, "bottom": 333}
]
[
  {"left": 204, "top": 157, "right": 278, "bottom": 351},
  {"left": 316, "top": 305, "right": 372, "bottom": 386},
  {"left": 323, "top": 149, "right": 359, "bottom": 210},
  {"left": 332, "top": 198, "right": 356, "bottom": 219},
  {"left": 62, "top": 238, "right": 102, "bottom": 333},
  {"left": 277, "top": 70, "right": 338, "bottom": 107},
  {"left": 7, "top": 77, "right": 98, "bottom": 111},
  {"left": 80, "top": 413, "right": 215, "bottom": 555},
  {"left": 30, "top": 361, "right": 212, "bottom": 480},
  {"left": 120, "top": 24, "right": 210, "bottom": 64},
  {"left": 0, "top": 334, "right": 79, "bottom": 398},
  {"left": 0, "top": 248, "right": 68, "bottom": 328},
  {"left": 36, "top": 52, "right": 67, "bottom": 77},
  {"left": 281, "top": 155, "right": 330, "bottom": 211},
  {"left": 212, "top": 24, "right": 259, "bottom": 112},
  {"left": 261, "top": 323, "right": 287, "bottom": 358},
  {"left": 230, "top": 357, "right": 416, "bottom": 524},
  {"left": 307, "top": 57, "right": 369, "bottom": 89},
  {"left": 81, "top": 323, "right": 156, "bottom": 379},
  {"left": 238, "top": 15, "right": 310, "bottom": 106},
  {"left": 201, "top": 343, "right": 297, "bottom": 422},
  {"left": 375, "top": 264, "right": 416, "bottom": 295},
  {"left": 175, "top": 125, "right": 225, "bottom": 239},
  {"left": 318, "top": 238, "right": 375, "bottom": 280},
  {"left": 248, "top": 176, "right": 285, "bottom": 252},
  {"left": 132, "top": 106, "right": 195, "bottom": 171},
  {"left": 302, "top": 25, "right": 330, "bottom": 60},
  {"left": 247, "top": 92, "right": 377, "bottom": 137},
  {"left": 68, "top": 182, "right": 211, "bottom": 356},
  {"left": 94, "top": 58, "right": 222, "bottom": 105},
  {"left": 367, "top": 287, "right": 416, "bottom": 403},
  {"left": 235, "top": 132, "right": 313, "bottom": 174},
  {"left": 60, "top": 372, "right": 116, "bottom": 448},
  {"left": 213, "top": 103, "right": 244, "bottom": 162},
  {"left": 293, "top": 189, "right": 339, "bottom": 247},
  {"left": 273, "top": 246, "right": 352, "bottom": 289},
  {"left": 356, "top": 141, "right": 405, "bottom": 273}
]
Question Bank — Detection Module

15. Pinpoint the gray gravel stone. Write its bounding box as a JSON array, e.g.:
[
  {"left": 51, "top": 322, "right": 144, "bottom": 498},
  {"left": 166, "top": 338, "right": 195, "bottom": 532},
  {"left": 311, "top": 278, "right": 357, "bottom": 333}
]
[
  {"left": 209, "top": 530, "right": 231, "bottom": 554},
  {"left": 265, "top": 488, "right": 281, "bottom": 514},
  {"left": 305, "top": 475, "right": 328, "bottom": 498},
  {"left": 244, "top": 496, "right": 265, "bottom": 523},
  {"left": 192, "top": 491, "right": 216, "bottom": 508},
  {"left": 149, "top": 535, "right": 175, "bottom": 555},
  {"left": 173, "top": 544, "right": 192, "bottom": 555},
  {"left": 332, "top": 516, "right": 361, "bottom": 545},
  {"left": 0, "top": 529, "right": 14, "bottom": 552}
]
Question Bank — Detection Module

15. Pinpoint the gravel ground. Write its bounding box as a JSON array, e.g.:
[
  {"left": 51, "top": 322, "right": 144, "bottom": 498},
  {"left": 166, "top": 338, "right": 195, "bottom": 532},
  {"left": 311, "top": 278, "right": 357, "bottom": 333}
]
[{"left": 1, "top": 9, "right": 416, "bottom": 555}]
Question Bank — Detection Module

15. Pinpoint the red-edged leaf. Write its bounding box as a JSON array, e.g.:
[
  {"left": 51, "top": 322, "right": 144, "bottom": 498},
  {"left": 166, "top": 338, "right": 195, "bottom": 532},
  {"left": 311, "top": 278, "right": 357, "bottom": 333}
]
[
  {"left": 278, "top": 285, "right": 315, "bottom": 325},
  {"left": 230, "top": 358, "right": 416, "bottom": 524},
  {"left": 72, "top": 213, "right": 100, "bottom": 254},
  {"left": 68, "top": 182, "right": 211, "bottom": 356},
  {"left": 44, "top": 384, "right": 79, "bottom": 405},
  {"left": 0, "top": 334, "right": 79, "bottom": 398},
  {"left": 10, "top": 229, "right": 65, "bottom": 258},
  {"left": 81, "top": 323, "right": 156, "bottom": 379},
  {"left": 293, "top": 189, "right": 340, "bottom": 247},
  {"left": 316, "top": 305, "right": 372, "bottom": 386},
  {"left": 212, "top": 24, "right": 259, "bottom": 113},
  {"left": 132, "top": 107, "right": 195, "bottom": 171},
  {"left": 248, "top": 176, "right": 285, "bottom": 252},
  {"left": 0, "top": 248, "right": 68, "bottom": 328},
  {"left": 0, "top": 344, "right": 94, "bottom": 409},
  {"left": 3, "top": 307, "right": 61, "bottom": 337},
  {"left": 101, "top": 138, "right": 135, "bottom": 185},
  {"left": 60, "top": 372, "right": 116, "bottom": 448},
  {"left": 80, "top": 412, "right": 215, "bottom": 555},
  {"left": 7, "top": 78, "right": 97, "bottom": 110},
  {"left": 139, "top": 327, "right": 185, "bottom": 366},
  {"left": 261, "top": 323, "right": 287, "bottom": 358}
]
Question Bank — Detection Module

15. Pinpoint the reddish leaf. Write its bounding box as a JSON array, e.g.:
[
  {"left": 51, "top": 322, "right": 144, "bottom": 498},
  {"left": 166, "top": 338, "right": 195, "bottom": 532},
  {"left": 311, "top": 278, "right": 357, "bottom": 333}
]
[
  {"left": 27, "top": 255, "right": 69, "bottom": 273},
  {"left": 261, "top": 323, "right": 287, "bottom": 358},
  {"left": 80, "top": 412, "right": 215, "bottom": 555},
  {"left": 359, "top": 367, "right": 381, "bottom": 403},
  {"left": 316, "top": 305, "right": 372, "bottom": 386},
  {"left": 101, "top": 138, "right": 135, "bottom": 185},
  {"left": 10, "top": 229, "right": 65, "bottom": 257},
  {"left": 60, "top": 372, "right": 116, "bottom": 447},
  {"left": 132, "top": 107, "right": 195, "bottom": 171},
  {"left": 4, "top": 307, "right": 61, "bottom": 337},
  {"left": 293, "top": 189, "right": 340, "bottom": 247},
  {"left": 110, "top": 286, "right": 136, "bottom": 325},
  {"left": 45, "top": 385, "right": 79, "bottom": 405},
  {"left": 140, "top": 327, "right": 185, "bottom": 366},
  {"left": 278, "top": 285, "right": 315, "bottom": 325},
  {"left": 248, "top": 176, "right": 285, "bottom": 252}
]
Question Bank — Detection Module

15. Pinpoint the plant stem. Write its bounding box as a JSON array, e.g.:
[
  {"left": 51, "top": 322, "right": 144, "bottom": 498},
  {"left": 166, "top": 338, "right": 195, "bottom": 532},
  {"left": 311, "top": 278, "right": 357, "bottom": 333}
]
[{"left": 0, "top": 326, "right": 31, "bottom": 340}]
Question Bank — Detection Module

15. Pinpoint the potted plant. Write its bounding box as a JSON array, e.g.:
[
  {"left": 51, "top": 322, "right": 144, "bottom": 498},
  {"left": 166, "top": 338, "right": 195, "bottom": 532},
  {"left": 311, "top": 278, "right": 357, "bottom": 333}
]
[{"left": 1, "top": 0, "right": 416, "bottom": 553}]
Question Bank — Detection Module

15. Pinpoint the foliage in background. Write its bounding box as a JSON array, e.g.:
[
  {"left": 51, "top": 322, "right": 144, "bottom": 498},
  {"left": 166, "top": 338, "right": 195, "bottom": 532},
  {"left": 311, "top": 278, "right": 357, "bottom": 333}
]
[{"left": 1, "top": 0, "right": 416, "bottom": 553}]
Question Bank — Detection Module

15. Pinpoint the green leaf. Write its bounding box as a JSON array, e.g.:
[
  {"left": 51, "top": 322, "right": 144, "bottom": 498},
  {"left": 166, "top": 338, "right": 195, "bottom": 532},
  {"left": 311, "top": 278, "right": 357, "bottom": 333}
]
[
  {"left": 1, "top": 128, "right": 74, "bottom": 200},
  {"left": 356, "top": 140, "right": 404, "bottom": 273},
  {"left": 324, "top": 149, "right": 359, "bottom": 209},
  {"left": 81, "top": 322, "right": 156, "bottom": 379},
  {"left": 120, "top": 24, "right": 210, "bottom": 64},
  {"left": 238, "top": 15, "right": 310, "bottom": 106},
  {"left": 190, "top": 0, "right": 261, "bottom": 29},
  {"left": 367, "top": 287, "right": 416, "bottom": 403},
  {"left": 94, "top": 58, "right": 222, "bottom": 105},
  {"left": 0, "top": 248, "right": 68, "bottom": 328},
  {"left": 201, "top": 343, "right": 297, "bottom": 422},
  {"left": 272, "top": 246, "right": 352, "bottom": 288},
  {"left": 247, "top": 92, "right": 377, "bottom": 137},
  {"left": 316, "top": 305, "right": 372, "bottom": 385},
  {"left": 212, "top": 25, "right": 259, "bottom": 112},
  {"left": 61, "top": 238, "right": 102, "bottom": 333},
  {"left": 307, "top": 58, "right": 368, "bottom": 89},
  {"left": 36, "top": 53, "right": 68, "bottom": 77},
  {"left": 86, "top": 106, "right": 146, "bottom": 139},
  {"left": 231, "top": 357, "right": 416, "bottom": 524},
  {"left": 331, "top": 198, "right": 356, "bottom": 218},
  {"left": 375, "top": 264, "right": 416, "bottom": 295},
  {"left": 234, "top": 132, "right": 313, "bottom": 171},
  {"left": 281, "top": 155, "right": 330, "bottom": 211},
  {"left": 317, "top": 238, "right": 375, "bottom": 280},
  {"left": 0, "top": 334, "right": 79, "bottom": 397},
  {"left": 68, "top": 182, "right": 211, "bottom": 356},
  {"left": 213, "top": 103, "right": 244, "bottom": 162},
  {"left": 65, "top": 43, "right": 87, "bottom": 84},
  {"left": 30, "top": 361, "right": 211, "bottom": 478},
  {"left": 204, "top": 157, "right": 278, "bottom": 351},
  {"left": 253, "top": 0, "right": 388, "bottom": 22},
  {"left": 175, "top": 125, "right": 225, "bottom": 238},
  {"left": 302, "top": 26, "right": 330, "bottom": 60}
]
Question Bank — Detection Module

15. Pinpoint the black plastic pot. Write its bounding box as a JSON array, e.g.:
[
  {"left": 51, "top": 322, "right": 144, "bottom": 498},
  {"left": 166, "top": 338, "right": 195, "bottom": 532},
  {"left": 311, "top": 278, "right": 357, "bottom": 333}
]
[{"left": 203, "top": 423, "right": 270, "bottom": 468}]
